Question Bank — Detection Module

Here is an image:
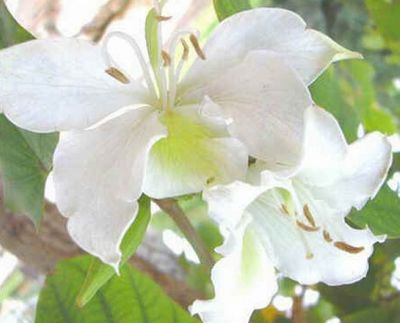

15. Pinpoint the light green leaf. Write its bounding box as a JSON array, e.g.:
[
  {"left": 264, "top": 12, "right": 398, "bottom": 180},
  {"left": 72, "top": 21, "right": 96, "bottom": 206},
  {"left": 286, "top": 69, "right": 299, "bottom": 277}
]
[
  {"left": 76, "top": 196, "right": 151, "bottom": 307},
  {"left": 145, "top": 8, "right": 160, "bottom": 73},
  {"left": 213, "top": 0, "right": 252, "bottom": 21},
  {"left": 0, "top": 115, "right": 58, "bottom": 226},
  {"left": 35, "top": 256, "right": 199, "bottom": 323},
  {"left": 366, "top": 0, "right": 400, "bottom": 55},
  {"left": 348, "top": 185, "right": 400, "bottom": 239}
]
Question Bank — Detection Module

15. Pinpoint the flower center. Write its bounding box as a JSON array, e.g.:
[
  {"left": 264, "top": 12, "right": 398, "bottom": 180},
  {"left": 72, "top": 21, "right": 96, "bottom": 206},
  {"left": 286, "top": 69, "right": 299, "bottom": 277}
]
[
  {"left": 275, "top": 184, "right": 365, "bottom": 260},
  {"left": 101, "top": 0, "right": 206, "bottom": 111}
]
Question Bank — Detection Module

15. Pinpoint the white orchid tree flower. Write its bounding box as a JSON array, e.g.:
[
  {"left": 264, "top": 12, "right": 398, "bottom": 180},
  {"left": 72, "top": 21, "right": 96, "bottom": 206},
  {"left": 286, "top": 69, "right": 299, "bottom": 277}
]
[
  {"left": 191, "top": 106, "right": 393, "bottom": 323},
  {"left": 0, "top": 3, "right": 359, "bottom": 269}
]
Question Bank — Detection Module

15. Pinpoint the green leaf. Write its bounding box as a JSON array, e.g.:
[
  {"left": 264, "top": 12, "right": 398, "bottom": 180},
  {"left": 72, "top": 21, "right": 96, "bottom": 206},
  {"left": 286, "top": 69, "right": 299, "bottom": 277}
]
[
  {"left": 0, "top": 0, "right": 58, "bottom": 226},
  {"left": 213, "top": 0, "right": 252, "bottom": 21},
  {"left": 342, "top": 298, "right": 400, "bottom": 323},
  {"left": 76, "top": 196, "right": 151, "bottom": 307},
  {"left": 366, "top": 0, "right": 400, "bottom": 55},
  {"left": 145, "top": 8, "right": 160, "bottom": 73},
  {"left": 0, "top": 0, "right": 32, "bottom": 47},
  {"left": 348, "top": 185, "right": 400, "bottom": 239},
  {"left": 311, "top": 61, "right": 397, "bottom": 142},
  {"left": 0, "top": 115, "right": 58, "bottom": 226},
  {"left": 35, "top": 256, "right": 199, "bottom": 323},
  {"left": 310, "top": 66, "right": 359, "bottom": 142}
]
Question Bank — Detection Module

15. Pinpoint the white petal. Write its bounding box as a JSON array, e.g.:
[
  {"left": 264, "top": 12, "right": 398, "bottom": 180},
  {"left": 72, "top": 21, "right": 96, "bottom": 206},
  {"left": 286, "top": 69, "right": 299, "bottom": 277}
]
[
  {"left": 249, "top": 189, "right": 382, "bottom": 286},
  {"left": 143, "top": 104, "right": 248, "bottom": 199},
  {"left": 0, "top": 38, "right": 150, "bottom": 132},
  {"left": 300, "top": 107, "right": 393, "bottom": 212},
  {"left": 181, "top": 50, "right": 312, "bottom": 171},
  {"left": 53, "top": 107, "right": 166, "bottom": 267},
  {"left": 182, "top": 8, "right": 361, "bottom": 90},
  {"left": 191, "top": 221, "right": 277, "bottom": 323},
  {"left": 204, "top": 181, "right": 268, "bottom": 230}
]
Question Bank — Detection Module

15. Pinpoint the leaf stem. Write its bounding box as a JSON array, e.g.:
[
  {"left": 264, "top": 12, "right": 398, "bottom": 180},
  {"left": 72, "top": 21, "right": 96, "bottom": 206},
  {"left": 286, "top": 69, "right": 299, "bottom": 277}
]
[{"left": 153, "top": 198, "right": 215, "bottom": 272}]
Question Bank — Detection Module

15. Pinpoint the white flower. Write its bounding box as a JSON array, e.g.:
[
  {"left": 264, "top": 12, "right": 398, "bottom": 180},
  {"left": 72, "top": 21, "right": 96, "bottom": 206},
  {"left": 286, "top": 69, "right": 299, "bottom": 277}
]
[
  {"left": 0, "top": 5, "right": 358, "bottom": 268},
  {"left": 191, "top": 106, "right": 393, "bottom": 323}
]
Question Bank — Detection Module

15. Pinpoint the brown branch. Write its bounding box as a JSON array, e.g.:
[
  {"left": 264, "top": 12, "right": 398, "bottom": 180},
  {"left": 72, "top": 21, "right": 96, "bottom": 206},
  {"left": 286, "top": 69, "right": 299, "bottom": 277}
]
[
  {"left": 153, "top": 198, "right": 215, "bottom": 272},
  {"left": 0, "top": 182, "right": 202, "bottom": 307},
  {"left": 79, "top": 0, "right": 135, "bottom": 42}
]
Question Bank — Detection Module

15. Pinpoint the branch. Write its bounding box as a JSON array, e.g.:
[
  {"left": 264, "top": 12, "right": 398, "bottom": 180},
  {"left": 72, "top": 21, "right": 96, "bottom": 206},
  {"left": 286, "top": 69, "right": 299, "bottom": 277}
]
[
  {"left": 79, "top": 0, "right": 135, "bottom": 42},
  {"left": 153, "top": 198, "right": 215, "bottom": 272},
  {"left": 0, "top": 182, "right": 202, "bottom": 306}
]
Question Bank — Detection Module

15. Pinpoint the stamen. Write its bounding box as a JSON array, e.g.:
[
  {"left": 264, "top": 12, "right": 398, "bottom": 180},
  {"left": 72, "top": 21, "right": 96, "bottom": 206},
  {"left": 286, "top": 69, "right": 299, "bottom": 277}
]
[
  {"left": 334, "top": 241, "right": 365, "bottom": 254},
  {"left": 306, "top": 252, "right": 314, "bottom": 259},
  {"left": 296, "top": 221, "right": 320, "bottom": 232},
  {"left": 156, "top": 15, "right": 172, "bottom": 21},
  {"left": 303, "top": 204, "right": 316, "bottom": 227},
  {"left": 190, "top": 34, "right": 206, "bottom": 60},
  {"left": 181, "top": 39, "right": 190, "bottom": 61},
  {"left": 323, "top": 230, "right": 333, "bottom": 243},
  {"left": 102, "top": 31, "right": 157, "bottom": 99},
  {"left": 281, "top": 204, "right": 290, "bottom": 215},
  {"left": 161, "top": 50, "right": 171, "bottom": 66},
  {"left": 105, "top": 67, "right": 130, "bottom": 84}
]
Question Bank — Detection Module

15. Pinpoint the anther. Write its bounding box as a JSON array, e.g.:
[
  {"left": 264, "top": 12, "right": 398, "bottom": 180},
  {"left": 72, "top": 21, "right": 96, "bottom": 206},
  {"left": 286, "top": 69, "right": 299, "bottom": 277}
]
[
  {"left": 190, "top": 34, "right": 206, "bottom": 60},
  {"left": 306, "top": 252, "right": 314, "bottom": 259},
  {"left": 334, "top": 241, "right": 365, "bottom": 254},
  {"left": 181, "top": 39, "right": 190, "bottom": 61},
  {"left": 156, "top": 15, "right": 172, "bottom": 22},
  {"left": 281, "top": 204, "right": 290, "bottom": 215},
  {"left": 296, "top": 220, "right": 320, "bottom": 232},
  {"left": 303, "top": 204, "right": 316, "bottom": 227},
  {"left": 323, "top": 230, "right": 333, "bottom": 243},
  {"left": 161, "top": 50, "right": 171, "bottom": 66},
  {"left": 105, "top": 67, "right": 130, "bottom": 84}
]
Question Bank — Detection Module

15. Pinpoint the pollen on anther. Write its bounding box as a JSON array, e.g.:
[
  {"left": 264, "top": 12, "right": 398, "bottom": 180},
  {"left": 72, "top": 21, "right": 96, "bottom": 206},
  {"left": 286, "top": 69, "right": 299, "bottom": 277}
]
[
  {"left": 296, "top": 220, "right": 320, "bottom": 232},
  {"left": 156, "top": 15, "right": 172, "bottom": 22},
  {"left": 181, "top": 39, "right": 190, "bottom": 61},
  {"left": 190, "top": 34, "right": 206, "bottom": 60},
  {"left": 161, "top": 50, "right": 171, "bottom": 66},
  {"left": 323, "top": 230, "right": 333, "bottom": 243},
  {"left": 281, "top": 204, "right": 290, "bottom": 215},
  {"left": 105, "top": 67, "right": 130, "bottom": 84},
  {"left": 303, "top": 204, "right": 316, "bottom": 227},
  {"left": 334, "top": 241, "right": 365, "bottom": 254}
]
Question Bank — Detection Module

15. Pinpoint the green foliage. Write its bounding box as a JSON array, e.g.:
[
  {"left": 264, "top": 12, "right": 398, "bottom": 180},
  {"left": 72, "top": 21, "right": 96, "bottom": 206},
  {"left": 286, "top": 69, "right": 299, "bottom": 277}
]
[
  {"left": 35, "top": 256, "right": 199, "bottom": 323},
  {"left": 366, "top": 0, "right": 400, "bottom": 58},
  {"left": 349, "top": 186, "right": 400, "bottom": 238},
  {"left": 0, "top": 0, "right": 59, "bottom": 226},
  {"left": 213, "top": 0, "right": 252, "bottom": 21},
  {"left": 310, "top": 65, "right": 360, "bottom": 142},
  {"left": 0, "top": 115, "right": 58, "bottom": 225},
  {"left": 311, "top": 61, "right": 397, "bottom": 143},
  {"left": 77, "top": 196, "right": 151, "bottom": 307},
  {"left": 0, "top": 0, "right": 32, "bottom": 47}
]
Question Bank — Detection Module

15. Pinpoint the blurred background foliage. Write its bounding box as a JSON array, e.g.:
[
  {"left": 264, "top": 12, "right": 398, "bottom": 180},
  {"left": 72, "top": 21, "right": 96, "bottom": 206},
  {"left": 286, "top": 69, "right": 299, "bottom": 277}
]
[{"left": 1, "top": 0, "right": 400, "bottom": 322}]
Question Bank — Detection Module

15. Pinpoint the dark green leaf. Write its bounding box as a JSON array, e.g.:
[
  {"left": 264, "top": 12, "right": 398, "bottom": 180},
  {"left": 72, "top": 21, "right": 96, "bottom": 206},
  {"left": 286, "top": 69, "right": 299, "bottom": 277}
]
[
  {"left": 311, "top": 66, "right": 359, "bottom": 142},
  {"left": 0, "top": 0, "right": 32, "bottom": 47},
  {"left": 0, "top": 0, "right": 58, "bottom": 226},
  {"left": 36, "top": 256, "right": 198, "bottom": 323},
  {"left": 0, "top": 115, "right": 58, "bottom": 225},
  {"left": 76, "top": 196, "right": 151, "bottom": 307},
  {"left": 348, "top": 185, "right": 400, "bottom": 238},
  {"left": 213, "top": 0, "right": 252, "bottom": 21}
]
